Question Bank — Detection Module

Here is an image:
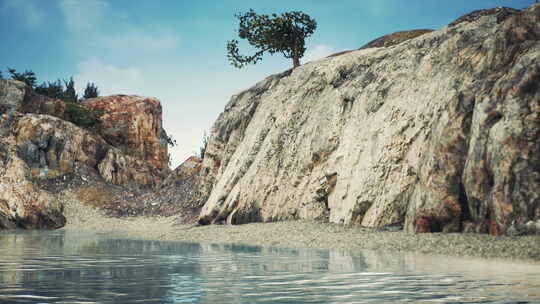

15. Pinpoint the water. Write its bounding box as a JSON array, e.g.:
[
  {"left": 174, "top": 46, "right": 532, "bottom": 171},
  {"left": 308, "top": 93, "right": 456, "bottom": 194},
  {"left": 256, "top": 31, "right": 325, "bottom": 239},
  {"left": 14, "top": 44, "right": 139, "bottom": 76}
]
[{"left": 0, "top": 230, "right": 539, "bottom": 303}]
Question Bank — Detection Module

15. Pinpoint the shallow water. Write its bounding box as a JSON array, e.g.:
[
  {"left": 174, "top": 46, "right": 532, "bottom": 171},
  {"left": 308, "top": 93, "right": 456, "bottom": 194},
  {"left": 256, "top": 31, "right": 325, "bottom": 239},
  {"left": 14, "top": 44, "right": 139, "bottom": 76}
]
[{"left": 0, "top": 230, "right": 539, "bottom": 303}]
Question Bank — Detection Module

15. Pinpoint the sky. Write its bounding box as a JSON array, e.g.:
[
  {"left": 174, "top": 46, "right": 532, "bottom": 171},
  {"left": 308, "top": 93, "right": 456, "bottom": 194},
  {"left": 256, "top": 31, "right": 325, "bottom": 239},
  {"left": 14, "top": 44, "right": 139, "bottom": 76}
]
[{"left": 0, "top": 0, "right": 535, "bottom": 167}]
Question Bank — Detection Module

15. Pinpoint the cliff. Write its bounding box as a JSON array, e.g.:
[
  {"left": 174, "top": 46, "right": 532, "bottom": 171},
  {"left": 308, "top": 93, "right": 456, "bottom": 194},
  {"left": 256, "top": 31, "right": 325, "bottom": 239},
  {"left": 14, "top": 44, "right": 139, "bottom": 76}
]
[
  {"left": 197, "top": 5, "right": 540, "bottom": 235},
  {"left": 83, "top": 95, "right": 168, "bottom": 171},
  {"left": 0, "top": 80, "right": 169, "bottom": 229}
]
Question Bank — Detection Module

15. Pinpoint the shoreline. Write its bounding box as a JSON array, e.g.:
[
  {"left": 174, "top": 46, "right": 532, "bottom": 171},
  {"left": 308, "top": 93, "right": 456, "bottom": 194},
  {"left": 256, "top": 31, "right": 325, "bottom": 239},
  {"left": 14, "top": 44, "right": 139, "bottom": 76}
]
[{"left": 61, "top": 199, "right": 540, "bottom": 265}]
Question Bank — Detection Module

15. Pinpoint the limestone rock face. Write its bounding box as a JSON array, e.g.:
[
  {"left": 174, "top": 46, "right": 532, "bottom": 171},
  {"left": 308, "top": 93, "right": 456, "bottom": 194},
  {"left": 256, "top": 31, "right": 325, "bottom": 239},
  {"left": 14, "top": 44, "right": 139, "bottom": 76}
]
[
  {"left": 198, "top": 5, "right": 540, "bottom": 235},
  {"left": 83, "top": 95, "right": 168, "bottom": 171},
  {"left": 0, "top": 80, "right": 27, "bottom": 115},
  {"left": 13, "top": 114, "right": 163, "bottom": 187},
  {"left": 0, "top": 134, "right": 66, "bottom": 229}
]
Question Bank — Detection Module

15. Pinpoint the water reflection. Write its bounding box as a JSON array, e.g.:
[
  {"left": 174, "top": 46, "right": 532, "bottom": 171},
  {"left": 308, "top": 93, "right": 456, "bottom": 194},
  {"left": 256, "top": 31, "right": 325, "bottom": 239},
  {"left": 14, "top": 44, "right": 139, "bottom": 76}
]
[{"left": 0, "top": 230, "right": 539, "bottom": 303}]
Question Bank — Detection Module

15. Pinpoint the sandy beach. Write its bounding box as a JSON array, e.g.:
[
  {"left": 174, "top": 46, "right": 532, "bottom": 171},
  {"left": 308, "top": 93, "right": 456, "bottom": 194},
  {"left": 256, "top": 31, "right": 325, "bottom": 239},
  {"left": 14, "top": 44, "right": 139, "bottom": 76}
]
[{"left": 62, "top": 199, "right": 540, "bottom": 264}]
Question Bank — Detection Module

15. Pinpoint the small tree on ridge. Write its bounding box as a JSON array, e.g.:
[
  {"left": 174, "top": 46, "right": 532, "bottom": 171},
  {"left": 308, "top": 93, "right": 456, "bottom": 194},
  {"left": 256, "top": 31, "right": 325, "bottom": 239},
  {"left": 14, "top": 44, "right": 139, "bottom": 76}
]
[
  {"left": 63, "top": 77, "right": 78, "bottom": 103},
  {"left": 83, "top": 82, "right": 99, "bottom": 99},
  {"left": 8, "top": 68, "right": 37, "bottom": 87},
  {"left": 227, "top": 9, "right": 317, "bottom": 69}
]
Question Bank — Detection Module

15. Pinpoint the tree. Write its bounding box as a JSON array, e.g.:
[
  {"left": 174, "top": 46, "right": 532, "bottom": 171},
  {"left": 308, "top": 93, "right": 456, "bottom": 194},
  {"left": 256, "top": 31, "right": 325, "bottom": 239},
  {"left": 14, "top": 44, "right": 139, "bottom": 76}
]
[
  {"left": 62, "top": 77, "right": 78, "bottom": 103},
  {"left": 0, "top": 71, "right": 3, "bottom": 79},
  {"left": 83, "top": 82, "right": 99, "bottom": 99},
  {"left": 35, "top": 80, "right": 64, "bottom": 99},
  {"left": 227, "top": 9, "right": 317, "bottom": 69},
  {"left": 8, "top": 68, "right": 37, "bottom": 87}
]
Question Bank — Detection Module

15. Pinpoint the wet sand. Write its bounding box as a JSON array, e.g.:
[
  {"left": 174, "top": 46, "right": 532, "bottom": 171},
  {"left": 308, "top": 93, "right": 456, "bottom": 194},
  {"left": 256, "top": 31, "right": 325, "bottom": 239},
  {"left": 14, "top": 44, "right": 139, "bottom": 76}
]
[{"left": 62, "top": 199, "right": 540, "bottom": 264}]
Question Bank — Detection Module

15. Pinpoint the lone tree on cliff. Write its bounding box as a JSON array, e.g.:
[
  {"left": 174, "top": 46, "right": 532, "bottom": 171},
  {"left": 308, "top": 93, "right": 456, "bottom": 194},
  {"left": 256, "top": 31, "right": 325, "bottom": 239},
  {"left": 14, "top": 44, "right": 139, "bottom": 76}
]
[
  {"left": 227, "top": 9, "right": 317, "bottom": 68},
  {"left": 8, "top": 68, "right": 37, "bottom": 87}
]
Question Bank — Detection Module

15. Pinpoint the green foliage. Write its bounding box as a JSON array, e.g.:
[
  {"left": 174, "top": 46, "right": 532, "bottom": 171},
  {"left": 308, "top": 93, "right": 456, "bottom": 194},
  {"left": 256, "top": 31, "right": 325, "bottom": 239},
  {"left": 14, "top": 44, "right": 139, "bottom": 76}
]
[
  {"left": 0, "top": 71, "right": 3, "bottom": 79},
  {"left": 35, "top": 80, "right": 64, "bottom": 99},
  {"left": 227, "top": 9, "right": 317, "bottom": 68},
  {"left": 63, "top": 77, "right": 78, "bottom": 103},
  {"left": 83, "top": 82, "right": 99, "bottom": 99},
  {"left": 65, "top": 102, "right": 104, "bottom": 129},
  {"left": 8, "top": 68, "right": 37, "bottom": 87},
  {"left": 5, "top": 68, "right": 99, "bottom": 103},
  {"left": 161, "top": 129, "right": 177, "bottom": 147},
  {"left": 34, "top": 77, "right": 79, "bottom": 103}
]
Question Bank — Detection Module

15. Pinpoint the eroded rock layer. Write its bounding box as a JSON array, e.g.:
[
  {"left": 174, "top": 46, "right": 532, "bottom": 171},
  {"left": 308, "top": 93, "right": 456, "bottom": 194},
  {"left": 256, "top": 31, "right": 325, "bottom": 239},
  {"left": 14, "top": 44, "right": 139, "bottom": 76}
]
[{"left": 198, "top": 5, "right": 540, "bottom": 235}]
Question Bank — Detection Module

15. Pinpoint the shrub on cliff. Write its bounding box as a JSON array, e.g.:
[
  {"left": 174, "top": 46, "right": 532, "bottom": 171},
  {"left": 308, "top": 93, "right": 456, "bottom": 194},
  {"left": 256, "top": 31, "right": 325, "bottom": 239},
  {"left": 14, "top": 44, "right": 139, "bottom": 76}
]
[
  {"left": 65, "top": 102, "right": 104, "bottom": 129},
  {"left": 227, "top": 9, "right": 317, "bottom": 68},
  {"left": 7, "top": 68, "right": 37, "bottom": 87}
]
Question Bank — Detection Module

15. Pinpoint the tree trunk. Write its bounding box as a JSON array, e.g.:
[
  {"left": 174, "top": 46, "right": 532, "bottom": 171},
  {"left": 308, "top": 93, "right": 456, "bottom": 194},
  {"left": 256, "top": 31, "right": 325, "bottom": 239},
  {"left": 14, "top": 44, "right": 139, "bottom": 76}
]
[
  {"left": 293, "top": 56, "right": 300, "bottom": 68},
  {"left": 292, "top": 43, "right": 301, "bottom": 68}
]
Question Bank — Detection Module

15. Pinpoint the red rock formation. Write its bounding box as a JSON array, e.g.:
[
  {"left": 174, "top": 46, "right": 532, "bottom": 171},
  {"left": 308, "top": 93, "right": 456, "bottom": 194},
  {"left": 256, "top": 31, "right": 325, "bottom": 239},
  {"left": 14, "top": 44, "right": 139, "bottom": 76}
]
[{"left": 84, "top": 95, "right": 168, "bottom": 171}]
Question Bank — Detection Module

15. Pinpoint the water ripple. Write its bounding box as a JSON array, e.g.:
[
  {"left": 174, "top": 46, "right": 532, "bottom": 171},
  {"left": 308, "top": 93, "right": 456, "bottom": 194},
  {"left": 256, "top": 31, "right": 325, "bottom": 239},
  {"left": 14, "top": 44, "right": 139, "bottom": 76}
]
[{"left": 0, "top": 230, "right": 539, "bottom": 303}]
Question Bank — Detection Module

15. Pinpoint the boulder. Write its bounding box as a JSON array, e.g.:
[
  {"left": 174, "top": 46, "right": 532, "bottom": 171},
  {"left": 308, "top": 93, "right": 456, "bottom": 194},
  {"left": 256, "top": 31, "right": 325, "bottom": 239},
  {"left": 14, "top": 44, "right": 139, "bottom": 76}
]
[{"left": 198, "top": 4, "right": 540, "bottom": 235}]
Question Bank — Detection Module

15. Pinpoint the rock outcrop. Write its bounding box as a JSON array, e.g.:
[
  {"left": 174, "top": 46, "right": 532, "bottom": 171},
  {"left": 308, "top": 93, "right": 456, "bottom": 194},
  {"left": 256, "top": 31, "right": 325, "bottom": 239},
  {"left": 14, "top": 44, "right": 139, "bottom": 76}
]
[
  {"left": 0, "top": 80, "right": 169, "bottom": 229},
  {"left": 358, "top": 29, "right": 434, "bottom": 50},
  {"left": 198, "top": 5, "right": 540, "bottom": 235},
  {"left": 83, "top": 95, "right": 168, "bottom": 171}
]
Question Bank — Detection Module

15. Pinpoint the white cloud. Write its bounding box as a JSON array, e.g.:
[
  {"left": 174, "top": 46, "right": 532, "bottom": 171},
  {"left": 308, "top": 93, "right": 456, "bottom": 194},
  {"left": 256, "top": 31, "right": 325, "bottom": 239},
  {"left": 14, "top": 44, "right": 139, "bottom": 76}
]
[
  {"left": 59, "top": 0, "right": 108, "bottom": 32},
  {"left": 2, "top": 0, "right": 43, "bottom": 29},
  {"left": 74, "top": 58, "right": 145, "bottom": 97},
  {"left": 302, "top": 44, "right": 340, "bottom": 63},
  {"left": 365, "top": 0, "right": 396, "bottom": 17},
  {"left": 59, "top": 0, "right": 179, "bottom": 53},
  {"left": 99, "top": 31, "right": 180, "bottom": 51}
]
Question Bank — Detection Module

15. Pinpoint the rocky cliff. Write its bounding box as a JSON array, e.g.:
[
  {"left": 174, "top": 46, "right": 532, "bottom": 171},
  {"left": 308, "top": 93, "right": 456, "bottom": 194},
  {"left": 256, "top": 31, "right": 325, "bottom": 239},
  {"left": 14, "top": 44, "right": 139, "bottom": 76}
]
[
  {"left": 83, "top": 95, "right": 168, "bottom": 171},
  {"left": 197, "top": 5, "right": 540, "bottom": 235},
  {"left": 0, "top": 80, "right": 169, "bottom": 229}
]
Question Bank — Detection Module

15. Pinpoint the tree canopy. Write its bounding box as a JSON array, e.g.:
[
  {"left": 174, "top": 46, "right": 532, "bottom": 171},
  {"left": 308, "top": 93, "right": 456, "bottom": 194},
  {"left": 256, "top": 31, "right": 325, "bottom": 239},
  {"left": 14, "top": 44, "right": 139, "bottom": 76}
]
[
  {"left": 35, "top": 80, "right": 64, "bottom": 99},
  {"left": 63, "top": 77, "right": 78, "bottom": 103},
  {"left": 5, "top": 68, "right": 99, "bottom": 102},
  {"left": 8, "top": 68, "right": 37, "bottom": 87},
  {"left": 83, "top": 82, "right": 99, "bottom": 99},
  {"left": 227, "top": 9, "right": 317, "bottom": 69}
]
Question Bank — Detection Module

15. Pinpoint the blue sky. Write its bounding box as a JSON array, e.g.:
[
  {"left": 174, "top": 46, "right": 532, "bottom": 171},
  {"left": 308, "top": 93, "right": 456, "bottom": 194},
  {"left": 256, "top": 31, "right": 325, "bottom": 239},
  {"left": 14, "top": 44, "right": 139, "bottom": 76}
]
[{"left": 0, "top": 0, "right": 534, "bottom": 167}]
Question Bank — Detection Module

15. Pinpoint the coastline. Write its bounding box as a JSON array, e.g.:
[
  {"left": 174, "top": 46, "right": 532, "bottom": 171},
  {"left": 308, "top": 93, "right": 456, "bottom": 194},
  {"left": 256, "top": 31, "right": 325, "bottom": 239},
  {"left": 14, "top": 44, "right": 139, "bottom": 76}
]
[{"left": 62, "top": 199, "right": 540, "bottom": 265}]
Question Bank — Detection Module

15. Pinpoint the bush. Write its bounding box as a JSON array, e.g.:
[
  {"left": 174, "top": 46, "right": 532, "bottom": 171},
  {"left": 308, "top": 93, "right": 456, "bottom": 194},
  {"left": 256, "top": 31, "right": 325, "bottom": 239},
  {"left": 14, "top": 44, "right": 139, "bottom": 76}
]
[{"left": 65, "top": 102, "right": 104, "bottom": 129}]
